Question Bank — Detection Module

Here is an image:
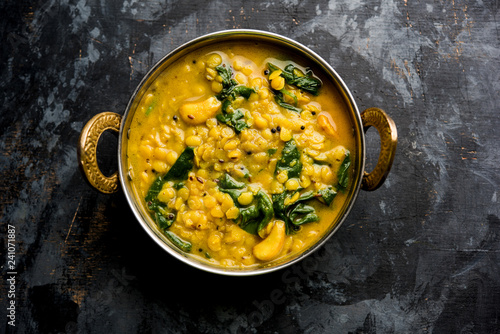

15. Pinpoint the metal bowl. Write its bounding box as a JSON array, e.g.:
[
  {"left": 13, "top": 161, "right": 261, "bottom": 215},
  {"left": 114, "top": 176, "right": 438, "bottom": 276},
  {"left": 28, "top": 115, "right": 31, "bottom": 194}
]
[{"left": 78, "top": 29, "right": 397, "bottom": 276}]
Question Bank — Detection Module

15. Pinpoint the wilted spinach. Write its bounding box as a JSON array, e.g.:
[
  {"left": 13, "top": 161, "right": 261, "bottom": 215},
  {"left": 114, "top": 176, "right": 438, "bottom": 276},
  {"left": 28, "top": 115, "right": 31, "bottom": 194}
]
[
  {"left": 272, "top": 144, "right": 345, "bottom": 233},
  {"left": 214, "top": 64, "right": 255, "bottom": 133},
  {"left": 317, "top": 186, "right": 337, "bottom": 206},
  {"left": 219, "top": 173, "right": 246, "bottom": 189},
  {"left": 145, "top": 147, "right": 195, "bottom": 251},
  {"left": 288, "top": 204, "right": 317, "bottom": 225},
  {"left": 273, "top": 91, "right": 302, "bottom": 113},
  {"left": 145, "top": 144, "right": 194, "bottom": 207},
  {"left": 231, "top": 85, "right": 255, "bottom": 99},
  {"left": 268, "top": 63, "right": 322, "bottom": 96},
  {"left": 273, "top": 190, "right": 319, "bottom": 234},
  {"left": 164, "top": 231, "right": 192, "bottom": 252},
  {"left": 234, "top": 190, "right": 274, "bottom": 235},
  {"left": 218, "top": 173, "right": 274, "bottom": 235},
  {"left": 275, "top": 139, "right": 302, "bottom": 179},
  {"left": 216, "top": 146, "right": 350, "bottom": 236},
  {"left": 254, "top": 190, "right": 274, "bottom": 233},
  {"left": 215, "top": 65, "right": 239, "bottom": 100},
  {"left": 216, "top": 109, "right": 248, "bottom": 133},
  {"left": 170, "top": 147, "right": 195, "bottom": 178},
  {"left": 273, "top": 142, "right": 317, "bottom": 233},
  {"left": 337, "top": 150, "right": 351, "bottom": 190},
  {"left": 238, "top": 205, "right": 260, "bottom": 234}
]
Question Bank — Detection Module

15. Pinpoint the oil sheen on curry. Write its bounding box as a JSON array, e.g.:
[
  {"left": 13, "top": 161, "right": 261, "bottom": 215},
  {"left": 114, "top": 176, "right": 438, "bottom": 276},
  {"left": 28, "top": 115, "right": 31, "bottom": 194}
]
[{"left": 127, "top": 42, "right": 356, "bottom": 268}]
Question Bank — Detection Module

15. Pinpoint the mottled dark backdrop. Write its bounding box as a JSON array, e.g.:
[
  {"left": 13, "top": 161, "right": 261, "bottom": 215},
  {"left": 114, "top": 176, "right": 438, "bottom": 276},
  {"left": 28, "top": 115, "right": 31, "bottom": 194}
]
[{"left": 1, "top": 0, "right": 499, "bottom": 333}]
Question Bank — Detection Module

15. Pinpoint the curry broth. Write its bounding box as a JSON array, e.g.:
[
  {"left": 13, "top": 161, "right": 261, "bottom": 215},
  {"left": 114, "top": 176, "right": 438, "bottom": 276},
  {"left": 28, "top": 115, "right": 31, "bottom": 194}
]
[{"left": 127, "top": 42, "right": 356, "bottom": 268}]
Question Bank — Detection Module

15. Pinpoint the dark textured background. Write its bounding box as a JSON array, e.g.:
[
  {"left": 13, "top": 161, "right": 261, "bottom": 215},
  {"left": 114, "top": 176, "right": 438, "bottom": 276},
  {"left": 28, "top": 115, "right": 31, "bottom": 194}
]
[{"left": 1, "top": 0, "right": 500, "bottom": 333}]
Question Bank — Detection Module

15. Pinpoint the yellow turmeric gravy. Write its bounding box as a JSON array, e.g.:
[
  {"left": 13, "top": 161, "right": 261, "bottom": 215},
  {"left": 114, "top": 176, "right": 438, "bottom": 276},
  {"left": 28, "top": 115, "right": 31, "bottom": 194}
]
[{"left": 127, "top": 42, "right": 356, "bottom": 269}]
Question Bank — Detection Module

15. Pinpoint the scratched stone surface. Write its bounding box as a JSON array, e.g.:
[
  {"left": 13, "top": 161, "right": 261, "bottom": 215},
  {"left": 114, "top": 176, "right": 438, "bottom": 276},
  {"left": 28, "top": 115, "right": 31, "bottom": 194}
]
[{"left": 1, "top": 0, "right": 499, "bottom": 333}]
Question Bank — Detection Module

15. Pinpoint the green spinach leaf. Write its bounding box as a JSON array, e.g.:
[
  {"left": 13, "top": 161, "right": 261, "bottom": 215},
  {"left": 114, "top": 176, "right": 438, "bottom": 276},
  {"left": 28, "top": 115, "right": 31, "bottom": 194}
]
[
  {"left": 215, "top": 65, "right": 239, "bottom": 100},
  {"left": 144, "top": 147, "right": 195, "bottom": 251},
  {"left": 289, "top": 204, "right": 317, "bottom": 225},
  {"left": 272, "top": 189, "right": 321, "bottom": 234},
  {"left": 236, "top": 191, "right": 274, "bottom": 235},
  {"left": 317, "top": 186, "right": 337, "bottom": 206},
  {"left": 145, "top": 175, "right": 165, "bottom": 204},
  {"left": 213, "top": 64, "right": 256, "bottom": 133},
  {"left": 232, "top": 85, "right": 255, "bottom": 99},
  {"left": 238, "top": 205, "right": 260, "bottom": 235},
  {"left": 217, "top": 109, "right": 249, "bottom": 133},
  {"left": 218, "top": 175, "right": 274, "bottom": 235},
  {"left": 275, "top": 139, "right": 302, "bottom": 179},
  {"left": 164, "top": 231, "right": 192, "bottom": 252},
  {"left": 268, "top": 63, "right": 322, "bottom": 96},
  {"left": 164, "top": 146, "right": 195, "bottom": 181},
  {"left": 152, "top": 206, "right": 175, "bottom": 230},
  {"left": 215, "top": 65, "right": 255, "bottom": 101},
  {"left": 255, "top": 190, "right": 274, "bottom": 232},
  {"left": 219, "top": 173, "right": 246, "bottom": 189},
  {"left": 295, "top": 190, "right": 316, "bottom": 203},
  {"left": 273, "top": 91, "right": 302, "bottom": 112},
  {"left": 272, "top": 191, "right": 288, "bottom": 223},
  {"left": 267, "top": 63, "right": 321, "bottom": 96},
  {"left": 337, "top": 150, "right": 351, "bottom": 190},
  {"left": 292, "top": 212, "right": 319, "bottom": 226}
]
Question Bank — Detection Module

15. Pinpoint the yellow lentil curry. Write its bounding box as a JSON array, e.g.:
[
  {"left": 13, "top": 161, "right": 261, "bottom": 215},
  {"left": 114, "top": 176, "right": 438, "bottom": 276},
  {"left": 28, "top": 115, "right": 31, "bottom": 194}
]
[{"left": 127, "top": 42, "right": 356, "bottom": 269}]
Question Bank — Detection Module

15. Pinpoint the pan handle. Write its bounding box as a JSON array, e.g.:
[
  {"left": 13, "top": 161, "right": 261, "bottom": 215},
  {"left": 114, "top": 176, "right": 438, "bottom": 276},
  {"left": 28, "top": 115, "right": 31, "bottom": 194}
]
[
  {"left": 78, "top": 112, "right": 122, "bottom": 194},
  {"left": 360, "top": 108, "right": 398, "bottom": 191}
]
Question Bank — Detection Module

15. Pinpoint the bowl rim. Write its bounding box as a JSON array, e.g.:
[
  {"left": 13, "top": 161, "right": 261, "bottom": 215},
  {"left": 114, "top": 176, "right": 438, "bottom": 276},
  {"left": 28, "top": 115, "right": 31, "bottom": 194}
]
[{"left": 117, "top": 29, "right": 366, "bottom": 276}]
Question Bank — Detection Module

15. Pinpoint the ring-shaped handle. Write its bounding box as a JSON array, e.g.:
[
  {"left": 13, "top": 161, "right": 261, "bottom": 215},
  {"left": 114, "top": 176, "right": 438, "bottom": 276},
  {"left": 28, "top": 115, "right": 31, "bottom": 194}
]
[
  {"left": 78, "top": 112, "right": 122, "bottom": 194},
  {"left": 360, "top": 108, "right": 398, "bottom": 191}
]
